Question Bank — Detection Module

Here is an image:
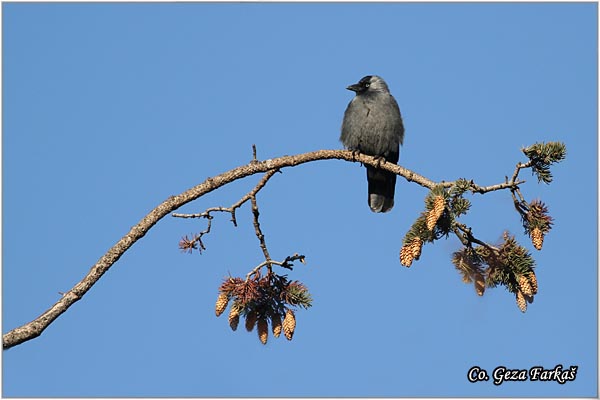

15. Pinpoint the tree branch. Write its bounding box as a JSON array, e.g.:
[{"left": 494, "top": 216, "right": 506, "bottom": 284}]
[
  {"left": 175, "top": 169, "right": 280, "bottom": 253},
  {"left": 2, "top": 148, "right": 526, "bottom": 350},
  {"left": 250, "top": 194, "right": 271, "bottom": 263},
  {"left": 453, "top": 222, "right": 499, "bottom": 252},
  {"left": 173, "top": 168, "right": 279, "bottom": 223}
]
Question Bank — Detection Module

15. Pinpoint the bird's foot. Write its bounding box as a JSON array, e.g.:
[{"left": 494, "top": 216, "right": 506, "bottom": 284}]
[
  {"left": 373, "top": 155, "right": 387, "bottom": 168},
  {"left": 350, "top": 149, "right": 362, "bottom": 162}
]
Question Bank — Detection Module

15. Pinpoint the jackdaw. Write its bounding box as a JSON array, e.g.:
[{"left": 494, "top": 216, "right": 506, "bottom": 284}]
[{"left": 340, "top": 75, "right": 405, "bottom": 212}]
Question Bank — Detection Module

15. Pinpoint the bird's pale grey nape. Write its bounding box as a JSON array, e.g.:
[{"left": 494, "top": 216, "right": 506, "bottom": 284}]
[{"left": 340, "top": 75, "right": 405, "bottom": 213}]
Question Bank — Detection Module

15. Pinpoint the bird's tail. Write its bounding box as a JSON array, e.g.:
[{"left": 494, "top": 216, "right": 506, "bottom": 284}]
[{"left": 366, "top": 166, "right": 396, "bottom": 213}]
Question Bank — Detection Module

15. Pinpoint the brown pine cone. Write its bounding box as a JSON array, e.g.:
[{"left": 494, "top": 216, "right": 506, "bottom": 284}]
[
  {"left": 400, "top": 237, "right": 424, "bottom": 267},
  {"left": 410, "top": 237, "right": 424, "bottom": 259},
  {"left": 283, "top": 309, "right": 296, "bottom": 341},
  {"left": 400, "top": 245, "right": 414, "bottom": 267},
  {"left": 271, "top": 313, "right": 282, "bottom": 338},
  {"left": 257, "top": 318, "right": 268, "bottom": 345},
  {"left": 528, "top": 272, "right": 539, "bottom": 295},
  {"left": 531, "top": 227, "right": 544, "bottom": 250},
  {"left": 426, "top": 196, "right": 445, "bottom": 231},
  {"left": 515, "top": 290, "right": 527, "bottom": 313},
  {"left": 215, "top": 293, "right": 229, "bottom": 317},
  {"left": 228, "top": 306, "right": 240, "bottom": 331},
  {"left": 245, "top": 310, "right": 258, "bottom": 332},
  {"left": 518, "top": 275, "right": 534, "bottom": 296}
]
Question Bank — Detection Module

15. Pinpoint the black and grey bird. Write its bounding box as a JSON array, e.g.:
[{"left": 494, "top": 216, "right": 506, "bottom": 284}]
[{"left": 340, "top": 75, "right": 405, "bottom": 213}]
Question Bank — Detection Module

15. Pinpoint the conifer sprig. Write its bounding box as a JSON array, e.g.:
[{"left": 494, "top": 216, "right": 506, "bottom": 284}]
[
  {"left": 452, "top": 247, "right": 486, "bottom": 295},
  {"left": 520, "top": 199, "right": 554, "bottom": 250},
  {"left": 400, "top": 142, "right": 566, "bottom": 313},
  {"left": 400, "top": 185, "right": 456, "bottom": 266},
  {"left": 451, "top": 232, "right": 538, "bottom": 312},
  {"left": 522, "top": 141, "right": 567, "bottom": 184},
  {"left": 214, "top": 259, "right": 311, "bottom": 344}
]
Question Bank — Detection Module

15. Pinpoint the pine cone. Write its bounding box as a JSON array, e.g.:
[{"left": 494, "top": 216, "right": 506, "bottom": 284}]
[
  {"left": 283, "top": 309, "right": 296, "bottom": 341},
  {"left": 410, "top": 237, "right": 424, "bottom": 259},
  {"left": 400, "top": 245, "right": 414, "bottom": 267},
  {"left": 531, "top": 227, "right": 544, "bottom": 250},
  {"left": 228, "top": 306, "right": 240, "bottom": 331},
  {"left": 518, "top": 275, "right": 534, "bottom": 296},
  {"left": 272, "top": 313, "right": 282, "bottom": 338},
  {"left": 215, "top": 293, "right": 229, "bottom": 317},
  {"left": 473, "top": 272, "right": 485, "bottom": 296},
  {"left": 400, "top": 237, "right": 424, "bottom": 267},
  {"left": 528, "top": 272, "right": 539, "bottom": 295},
  {"left": 426, "top": 196, "right": 445, "bottom": 231},
  {"left": 245, "top": 310, "right": 258, "bottom": 332},
  {"left": 257, "top": 318, "right": 268, "bottom": 345},
  {"left": 515, "top": 290, "right": 527, "bottom": 313}
]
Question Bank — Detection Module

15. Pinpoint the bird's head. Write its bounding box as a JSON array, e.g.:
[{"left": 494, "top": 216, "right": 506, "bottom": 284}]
[{"left": 346, "top": 75, "right": 390, "bottom": 95}]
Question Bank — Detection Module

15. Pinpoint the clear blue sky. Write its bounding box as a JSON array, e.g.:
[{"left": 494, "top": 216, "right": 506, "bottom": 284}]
[{"left": 2, "top": 2, "right": 597, "bottom": 397}]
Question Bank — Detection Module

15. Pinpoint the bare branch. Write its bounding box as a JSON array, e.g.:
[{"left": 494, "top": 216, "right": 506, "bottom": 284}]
[
  {"left": 245, "top": 254, "right": 305, "bottom": 281},
  {"left": 453, "top": 222, "right": 499, "bottom": 252},
  {"left": 172, "top": 207, "right": 231, "bottom": 219},
  {"left": 173, "top": 169, "right": 278, "bottom": 220},
  {"left": 469, "top": 179, "right": 526, "bottom": 194},
  {"left": 512, "top": 161, "right": 533, "bottom": 183},
  {"left": 467, "top": 160, "right": 531, "bottom": 195},
  {"left": 250, "top": 195, "right": 271, "bottom": 263},
  {"left": 173, "top": 169, "right": 280, "bottom": 253}
]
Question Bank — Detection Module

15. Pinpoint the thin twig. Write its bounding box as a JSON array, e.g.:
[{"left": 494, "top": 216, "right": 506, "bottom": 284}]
[
  {"left": 454, "top": 222, "right": 500, "bottom": 252},
  {"left": 173, "top": 169, "right": 279, "bottom": 253},
  {"left": 230, "top": 169, "right": 279, "bottom": 220},
  {"left": 172, "top": 206, "right": 232, "bottom": 219},
  {"left": 172, "top": 169, "right": 278, "bottom": 222},
  {"left": 469, "top": 179, "right": 526, "bottom": 194},
  {"left": 250, "top": 194, "right": 271, "bottom": 263},
  {"left": 512, "top": 161, "right": 533, "bottom": 184},
  {"left": 245, "top": 254, "right": 305, "bottom": 281},
  {"left": 467, "top": 160, "right": 531, "bottom": 195}
]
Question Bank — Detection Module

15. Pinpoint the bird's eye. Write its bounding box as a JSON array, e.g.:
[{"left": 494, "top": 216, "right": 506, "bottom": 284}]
[{"left": 364, "top": 83, "right": 370, "bottom": 88}]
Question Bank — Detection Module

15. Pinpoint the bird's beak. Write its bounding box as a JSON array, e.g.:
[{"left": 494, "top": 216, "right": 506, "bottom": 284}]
[{"left": 346, "top": 83, "right": 361, "bottom": 92}]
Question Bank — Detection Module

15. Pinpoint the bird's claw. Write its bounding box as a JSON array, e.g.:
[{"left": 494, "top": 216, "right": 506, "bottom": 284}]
[{"left": 373, "top": 155, "right": 386, "bottom": 168}]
